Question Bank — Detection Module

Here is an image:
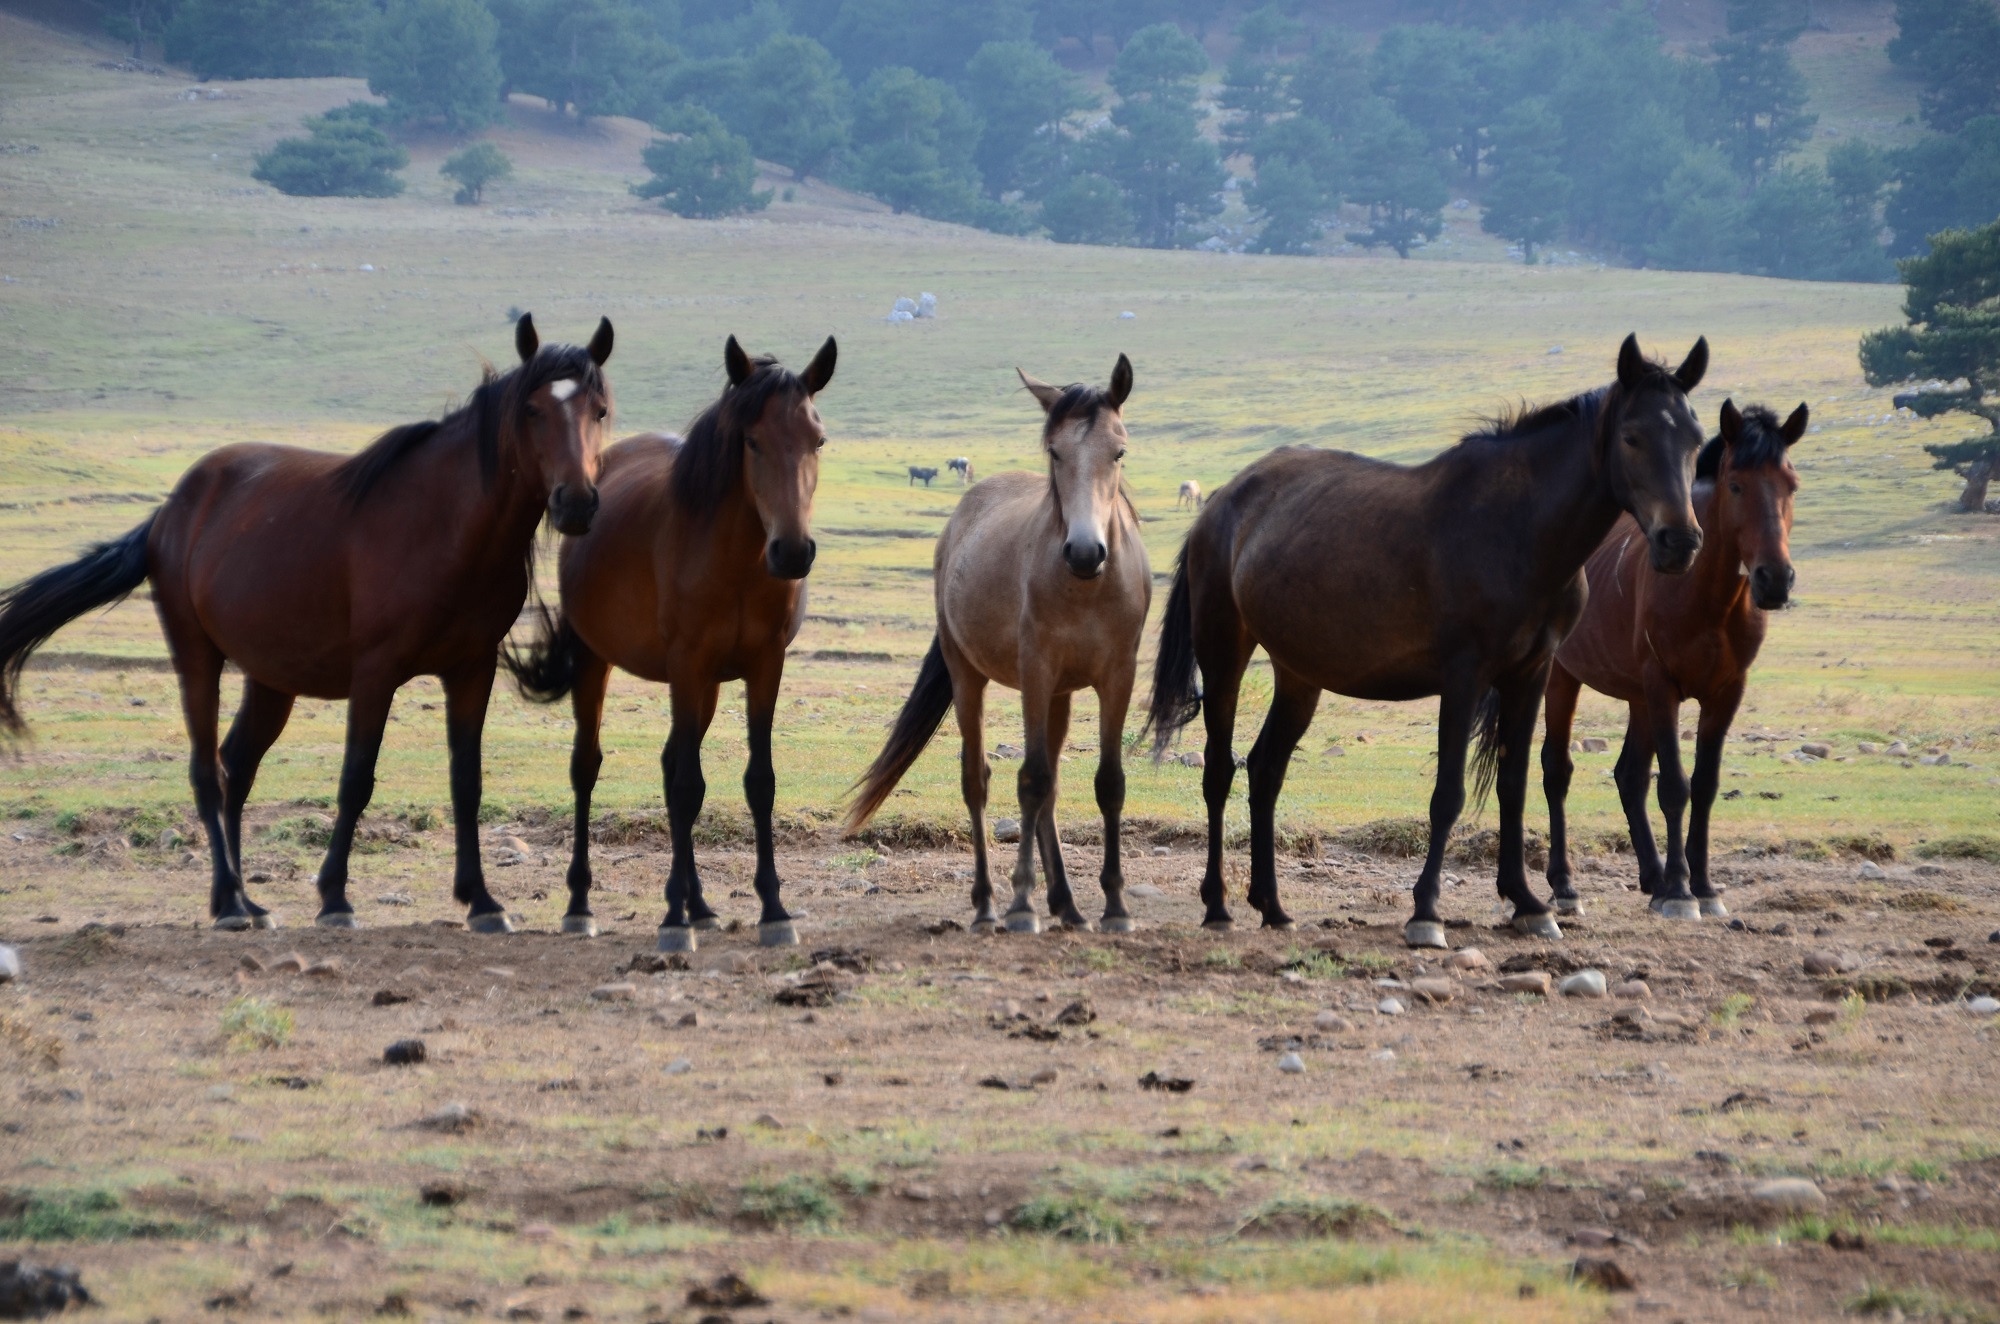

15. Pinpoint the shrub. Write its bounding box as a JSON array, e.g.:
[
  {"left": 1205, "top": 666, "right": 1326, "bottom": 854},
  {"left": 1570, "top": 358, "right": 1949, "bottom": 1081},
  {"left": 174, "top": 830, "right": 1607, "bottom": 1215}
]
[
  {"left": 253, "top": 116, "right": 407, "bottom": 198},
  {"left": 634, "top": 105, "right": 771, "bottom": 219},
  {"left": 738, "top": 1175, "right": 840, "bottom": 1228},
  {"left": 440, "top": 142, "right": 512, "bottom": 204},
  {"left": 1010, "top": 1192, "right": 1130, "bottom": 1243}
]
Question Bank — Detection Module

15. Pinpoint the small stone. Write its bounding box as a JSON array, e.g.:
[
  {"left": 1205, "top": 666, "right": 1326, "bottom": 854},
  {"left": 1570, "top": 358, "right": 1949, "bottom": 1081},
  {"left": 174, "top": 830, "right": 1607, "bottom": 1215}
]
[
  {"left": 1314, "top": 1010, "right": 1352, "bottom": 1033},
  {"left": 268, "top": 953, "right": 306, "bottom": 975},
  {"left": 1573, "top": 1257, "right": 1636, "bottom": 1292},
  {"left": 752, "top": 1112, "right": 783, "bottom": 1129},
  {"left": 1803, "top": 1007, "right": 1839, "bottom": 1026},
  {"left": 237, "top": 954, "right": 264, "bottom": 974},
  {"left": 302, "top": 959, "right": 342, "bottom": 978},
  {"left": 383, "top": 1038, "right": 427, "bottom": 1066},
  {"left": 1276, "top": 1052, "right": 1306, "bottom": 1074},
  {"left": 1151, "top": 846, "right": 1169, "bottom": 856},
  {"left": 1856, "top": 742, "right": 1880, "bottom": 755},
  {"left": 1860, "top": 1119, "right": 1884, "bottom": 1132},
  {"left": 1613, "top": 980, "right": 1651, "bottom": 1000},
  {"left": 1500, "top": 972, "right": 1552, "bottom": 996},
  {"left": 1800, "top": 742, "right": 1831, "bottom": 759},
  {"left": 1577, "top": 737, "right": 1610, "bottom": 753},
  {"left": 1750, "top": 1178, "right": 1826, "bottom": 1210},
  {"left": 0, "top": 944, "right": 21, "bottom": 985},
  {"left": 376, "top": 892, "right": 414, "bottom": 906},
  {"left": 480, "top": 966, "right": 515, "bottom": 981},
  {"left": 1803, "top": 950, "right": 1861, "bottom": 976},
  {"left": 992, "top": 818, "right": 1021, "bottom": 843},
  {"left": 1886, "top": 741, "right": 1909, "bottom": 756},
  {"left": 1377, "top": 997, "right": 1406, "bottom": 1016},
  {"left": 372, "top": 989, "right": 412, "bottom": 1006},
  {"left": 1859, "top": 861, "right": 1886, "bottom": 880},
  {"left": 1368, "top": 1048, "right": 1396, "bottom": 1062},
  {"left": 1623, "top": 1187, "right": 1647, "bottom": 1204},
  {"left": 414, "top": 1103, "right": 479, "bottom": 1133},
  {"left": 1966, "top": 996, "right": 2000, "bottom": 1015},
  {"left": 589, "top": 983, "right": 636, "bottom": 1002},
  {"left": 420, "top": 1181, "right": 465, "bottom": 1206},
  {"left": 1028, "top": 1067, "right": 1058, "bottom": 1087},
  {"left": 1559, "top": 970, "right": 1608, "bottom": 998},
  {"left": 1127, "top": 883, "right": 1164, "bottom": 898},
  {"left": 991, "top": 998, "right": 1023, "bottom": 1020},
  {"left": 1410, "top": 978, "right": 1456, "bottom": 1004},
  {"left": 1447, "top": 948, "right": 1490, "bottom": 971},
  {"left": 675, "top": 1010, "right": 699, "bottom": 1027},
  {"left": 663, "top": 1058, "right": 693, "bottom": 1076}
]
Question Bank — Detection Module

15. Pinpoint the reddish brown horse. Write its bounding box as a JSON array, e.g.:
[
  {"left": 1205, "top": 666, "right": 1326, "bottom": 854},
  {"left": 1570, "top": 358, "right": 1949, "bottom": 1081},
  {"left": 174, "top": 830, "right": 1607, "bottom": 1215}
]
[
  {"left": 0, "top": 315, "right": 613, "bottom": 931},
  {"left": 1145, "top": 335, "right": 1709, "bottom": 947},
  {"left": 1542, "top": 399, "right": 1806, "bottom": 920},
  {"left": 506, "top": 335, "right": 836, "bottom": 949}
]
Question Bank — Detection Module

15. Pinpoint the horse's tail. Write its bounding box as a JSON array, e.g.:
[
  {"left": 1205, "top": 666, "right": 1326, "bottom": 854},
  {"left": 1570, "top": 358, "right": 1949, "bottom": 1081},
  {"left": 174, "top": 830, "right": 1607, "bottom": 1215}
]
[
  {"left": 0, "top": 512, "right": 157, "bottom": 738},
  {"left": 502, "top": 601, "right": 582, "bottom": 704},
  {"left": 1468, "top": 687, "right": 1503, "bottom": 813},
  {"left": 1141, "top": 545, "right": 1200, "bottom": 758},
  {"left": 844, "top": 634, "right": 954, "bottom": 835}
]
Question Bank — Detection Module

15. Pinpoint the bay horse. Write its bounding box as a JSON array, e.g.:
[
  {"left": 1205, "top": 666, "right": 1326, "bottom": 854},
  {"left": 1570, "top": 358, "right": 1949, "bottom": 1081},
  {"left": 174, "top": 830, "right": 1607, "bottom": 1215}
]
[
  {"left": 505, "top": 334, "right": 836, "bottom": 949},
  {"left": 1542, "top": 399, "right": 1806, "bottom": 920},
  {"left": 1177, "top": 479, "right": 1202, "bottom": 510},
  {"left": 0, "top": 315, "right": 613, "bottom": 931},
  {"left": 1144, "top": 335, "right": 1710, "bottom": 947},
  {"left": 847, "top": 356, "right": 1149, "bottom": 934}
]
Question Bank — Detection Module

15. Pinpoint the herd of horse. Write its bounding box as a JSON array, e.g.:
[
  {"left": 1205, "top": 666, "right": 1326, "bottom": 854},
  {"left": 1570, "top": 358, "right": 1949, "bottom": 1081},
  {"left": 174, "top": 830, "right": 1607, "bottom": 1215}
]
[{"left": 0, "top": 322, "right": 1804, "bottom": 953}]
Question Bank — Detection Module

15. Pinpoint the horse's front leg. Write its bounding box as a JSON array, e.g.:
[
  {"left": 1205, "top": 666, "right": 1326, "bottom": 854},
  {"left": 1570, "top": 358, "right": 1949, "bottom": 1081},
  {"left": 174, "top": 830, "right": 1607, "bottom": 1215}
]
[
  {"left": 1493, "top": 668, "right": 1557, "bottom": 932},
  {"left": 1407, "top": 673, "right": 1476, "bottom": 949},
  {"left": 218, "top": 677, "right": 294, "bottom": 928},
  {"left": 1006, "top": 668, "right": 1058, "bottom": 934},
  {"left": 1038, "top": 691, "right": 1091, "bottom": 930},
  {"left": 560, "top": 649, "right": 612, "bottom": 936},
  {"left": 1243, "top": 666, "right": 1320, "bottom": 930},
  {"left": 656, "top": 680, "right": 720, "bottom": 951},
  {"left": 314, "top": 673, "right": 397, "bottom": 928},
  {"left": 1641, "top": 670, "right": 1698, "bottom": 920},
  {"left": 1687, "top": 682, "right": 1743, "bottom": 917},
  {"left": 1094, "top": 662, "right": 1136, "bottom": 933},
  {"left": 442, "top": 661, "right": 511, "bottom": 933},
  {"left": 1540, "top": 663, "right": 1583, "bottom": 914},
  {"left": 743, "top": 658, "right": 798, "bottom": 947}
]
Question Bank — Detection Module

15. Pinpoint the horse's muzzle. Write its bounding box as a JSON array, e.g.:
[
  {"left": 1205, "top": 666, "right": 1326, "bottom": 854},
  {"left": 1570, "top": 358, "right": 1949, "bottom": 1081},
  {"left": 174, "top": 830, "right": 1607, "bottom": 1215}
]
[
  {"left": 1750, "top": 562, "right": 1795, "bottom": 610},
  {"left": 1063, "top": 538, "right": 1107, "bottom": 580},
  {"left": 767, "top": 537, "right": 816, "bottom": 580},
  {"left": 548, "top": 485, "right": 599, "bottom": 536},
  {"left": 1648, "top": 526, "right": 1701, "bottom": 574}
]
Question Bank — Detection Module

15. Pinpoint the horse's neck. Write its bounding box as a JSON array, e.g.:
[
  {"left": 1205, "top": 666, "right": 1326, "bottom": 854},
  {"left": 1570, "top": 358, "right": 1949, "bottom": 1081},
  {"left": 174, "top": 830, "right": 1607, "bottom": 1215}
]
[
  {"left": 1512, "top": 415, "right": 1625, "bottom": 587},
  {"left": 706, "top": 471, "right": 770, "bottom": 559},
  {"left": 437, "top": 419, "right": 546, "bottom": 567}
]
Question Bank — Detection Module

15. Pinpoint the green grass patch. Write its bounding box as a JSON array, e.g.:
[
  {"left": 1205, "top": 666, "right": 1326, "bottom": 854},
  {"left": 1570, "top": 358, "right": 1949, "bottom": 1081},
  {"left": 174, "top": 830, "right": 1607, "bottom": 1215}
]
[
  {"left": 739, "top": 1175, "right": 842, "bottom": 1230},
  {"left": 1478, "top": 1162, "right": 1552, "bottom": 1191},
  {"left": 1712, "top": 993, "right": 1756, "bottom": 1028},
  {"left": 0, "top": 1187, "right": 201, "bottom": 1242},
  {"left": 1280, "top": 947, "right": 1348, "bottom": 979},
  {"left": 1915, "top": 834, "right": 2000, "bottom": 863},
  {"left": 1236, "top": 1194, "right": 1391, "bottom": 1238},
  {"left": 220, "top": 996, "right": 293, "bottom": 1050},
  {"left": 1202, "top": 947, "right": 1242, "bottom": 970},
  {"left": 1848, "top": 1282, "right": 1998, "bottom": 1321},
  {"left": 1010, "top": 1192, "right": 1132, "bottom": 1244}
]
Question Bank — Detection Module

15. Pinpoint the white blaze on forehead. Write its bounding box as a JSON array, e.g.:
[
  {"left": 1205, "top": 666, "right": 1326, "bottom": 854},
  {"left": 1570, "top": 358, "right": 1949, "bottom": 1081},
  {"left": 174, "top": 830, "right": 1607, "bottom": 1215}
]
[{"left": 550, "top": 378, "right": 579, "bottom": 402}]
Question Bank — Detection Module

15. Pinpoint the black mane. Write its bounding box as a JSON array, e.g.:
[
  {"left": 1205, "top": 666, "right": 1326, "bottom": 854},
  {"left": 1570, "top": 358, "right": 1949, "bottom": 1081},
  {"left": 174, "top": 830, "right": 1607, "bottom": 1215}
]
[
  {"left": 1042, "top": 382, "right": 1115, "bottom": 440},
  {"left": 336, "top": 344, "right": 606, "bottom": 505},
  {"left": 1696, "top": 404, "right": 1789, "bottom": 480},
  {"left": 670, "top": 356, "right": 809, "bottom": 514},
  {"left": 1471, "top": 388, "right": 1608, "bottom": 443}
]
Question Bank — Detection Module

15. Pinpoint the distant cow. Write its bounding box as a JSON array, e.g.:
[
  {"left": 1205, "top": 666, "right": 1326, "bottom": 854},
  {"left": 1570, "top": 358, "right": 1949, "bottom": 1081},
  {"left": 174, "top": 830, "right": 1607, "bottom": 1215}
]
[
  {"left": 946, "top": 456, "right": 973, "bottom": 483},
  {"left": 908, "top": 465, "right": 939, "bottom": 486},
  {"left": 1177, "top": 479, "right": 1203, "bottom": 510}
]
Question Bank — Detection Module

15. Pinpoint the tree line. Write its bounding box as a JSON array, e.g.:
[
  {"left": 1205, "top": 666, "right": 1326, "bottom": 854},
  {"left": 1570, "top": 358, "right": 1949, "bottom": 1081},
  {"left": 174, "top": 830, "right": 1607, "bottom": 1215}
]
[{"left": 105, "top": 0, "right": 2000, "bottom": 277}]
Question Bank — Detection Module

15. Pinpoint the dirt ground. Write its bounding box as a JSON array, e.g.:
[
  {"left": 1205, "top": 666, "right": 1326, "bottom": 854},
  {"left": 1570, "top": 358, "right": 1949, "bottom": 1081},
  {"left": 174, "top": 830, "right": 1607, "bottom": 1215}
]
[{"left": 4, "top": 823, "right": 2000, "bottom": 1322}]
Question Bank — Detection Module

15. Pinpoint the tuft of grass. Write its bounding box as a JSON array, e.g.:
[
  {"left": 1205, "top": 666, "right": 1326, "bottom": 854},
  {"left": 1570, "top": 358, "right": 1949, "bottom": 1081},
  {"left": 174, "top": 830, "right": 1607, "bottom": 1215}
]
[
  {"left": 1236, "top": 1194, "right": 1391, "bottom": 1239},
  {"left": 1478, "top": 1162, "right": 1549, "bottom": 1191},
  {"left": 1348, "top": 951, "right": 1396, "bottom": 974},
  {"left": 1712, "top": 993, "right": 1756, "bottom": 1028},
  {"left": 739, "top": 1175, "right": 842, "bottom": 1229},
  {"left": 1334, "top": 818, "right": 1429, "bottom": 858},
  {"left": 220, "top": 996, "right": 293, "bottom": 1050},
  {"left": 1202, "top": 947, "right": 1242, "bottom": 970},
  {"left": 1082, "top": 947, "right": 1123, "bottom": 973},
  {"left": 1905, "top": 1159, "right": 1951, "bottom": 1184},
  {"left": 1848, "top": 1282, "right": 1998, "bottom": 1321},
  {"left": 0, "top": 1187, "right": 199, "bottom": 1241},
  {"left": 1885, "top": 889, "right": 1963, "bottom": 913},
  {"left": 1720, "top": 1264, "right": 1778, "bottom": 1290},
  {"left": 1915, "top": 834, "right": 2000, "bottom": 863},
  {"left": 263, "top": 815, "right": 333, "bottom": 849},
  {"left": 1280, "top": 948, "right": 1348, "bottom": 980},
  {"left": 1010, "top": 1193, "right": 1131, "bottom": 1244},
  {"left": 832, "top": 1166, "right": 881, "bottom": 1198}
]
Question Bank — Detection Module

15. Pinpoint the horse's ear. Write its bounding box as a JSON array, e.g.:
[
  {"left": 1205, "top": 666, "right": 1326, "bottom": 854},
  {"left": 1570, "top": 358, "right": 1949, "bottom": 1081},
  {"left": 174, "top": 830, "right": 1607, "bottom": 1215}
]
[
  {"left": 803, "top": 336, "right": 837, "bottom": 395},
  {"left": 1781, "top": 402, "right": 1809, "bottom": 446},
  {"left": 1674, "top": 336, "right": 1708, "bottom": 392},
  {"left": 724, "top": 335, "right": 753, "bottom": 387},
  {"left": 515, "top": 313, "right": 538, "bottom": 364},
  {"left": 1615, "top": 333, "right": 1644, "bottom": 389},
  {"left": 1107, "top": 353, "right": 1133, "bottom": 411},
  {"left": 1719, "top": 398, "right": 1742, "bottom": 446},
  {"left": 587, "top": 317, "right": 613, "bottom": 367},
  {"left": 1017, "top": 368, "right": 1062, "bottom": 412}
]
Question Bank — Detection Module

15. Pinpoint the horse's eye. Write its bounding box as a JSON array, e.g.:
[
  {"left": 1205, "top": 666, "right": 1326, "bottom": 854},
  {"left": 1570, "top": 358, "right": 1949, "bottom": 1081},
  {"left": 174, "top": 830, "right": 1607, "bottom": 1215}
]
[
  {"left": 815, "top": 436, "right": 826, "bottom": 450},
  {"left": 595, "top": 408, "right": 607, "bottom": 422},
  {"left": 1623, "top": 431, "right": 1642, "bottom": 448},
  {"left": 746, "top": 438, "right": 760, "bottom": 453},
  {"left": 1729, "top": 483, "right": 1742, "bottom": 495},
  {"left": 1116, "top": 449, "right": 1128, "bottom": 462}
]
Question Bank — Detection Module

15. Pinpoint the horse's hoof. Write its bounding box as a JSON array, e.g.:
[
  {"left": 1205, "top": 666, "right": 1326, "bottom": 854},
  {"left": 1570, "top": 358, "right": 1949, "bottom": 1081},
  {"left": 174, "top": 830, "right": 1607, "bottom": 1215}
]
[
  {"left": 1698, "top": 897, "right": 1729, "bottom": 919},
  {"left": 656, "top": 925, "right": 697, "bottom": 953},
  {"left": 1099, "top": 915, "right": 1136, "bottom": 934},
  {"left": 1510, "top": 912, "right": 1563, "bottom": 940},
  {"left": 1004, "top": 911, "right": 1041, "bottom": 935},
  {"left": 314, "top": 911, "right": 360, "bottom": 929},
  {"left": 468, "top": 912, "right": 515, "bottom": 935},
  {"left": 970, "top": 915, "right": 997, "bottom": 935},
  {"left": 1404, "top": 920, "right": 1448, "bottom": 949},
  {"left": 759, "top": 920, "right": 800, "bottom": 948},
  {"left": 213, "top": 914, "right": 253, "bottom": 932},
  {"left": 1653, "top": 897, "right": 1700, "bottom": 921},
  {"left": 252, "top": 912, "right": 280, "bottom": 930},
  {"left": 691, "top": 915, "right": 722, "bottom": 932},
  {"left": 561, "top": 915, "right": 599, "bottom": 937},
  {"left": 1262, "top": 917, "right": 1296, "bottom": 932},
  {"left": 1553, "top": 896, "right": 1585, "bottom": 915},
  {"left": 1201, "top": 917, "right": 1234, "bottom": 932},
  {"left": 1057, "top": 916, "right": 1095, "bottom": 933}
]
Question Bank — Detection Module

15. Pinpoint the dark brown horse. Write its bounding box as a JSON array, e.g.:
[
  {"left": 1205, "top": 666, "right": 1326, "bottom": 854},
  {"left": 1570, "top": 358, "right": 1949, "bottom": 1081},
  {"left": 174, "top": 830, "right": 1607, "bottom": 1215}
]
[
  {"left": 0, "top": 315, "right": 613, "bottom": 931},
  {"left": 1542, "top": 399, "right": 1806, "bottom": 920},
  {"left": 506, "top": 335, "right": 835, "bottom": 949},
  {"left": 1145, "top": 335, "right": 1709, "bottom": 948}
]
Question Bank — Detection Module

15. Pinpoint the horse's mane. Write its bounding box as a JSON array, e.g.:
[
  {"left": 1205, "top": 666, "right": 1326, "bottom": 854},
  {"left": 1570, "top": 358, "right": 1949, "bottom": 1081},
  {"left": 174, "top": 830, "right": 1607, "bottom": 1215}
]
[
  {"left": 336, "top": 344, "right": 605, "bottom": 505},
  {"left": 670, "top": 356, "right": 808, "bottom": 515},
  {"left": 1470, "top": 388, "right": 1607, "bottom": 444},
  {"left": 1042, "top": 382, "right": 1115, "bottom": 440},
  {"left": 1696, "top": 404, "right": 1787, "bottom": 479}
]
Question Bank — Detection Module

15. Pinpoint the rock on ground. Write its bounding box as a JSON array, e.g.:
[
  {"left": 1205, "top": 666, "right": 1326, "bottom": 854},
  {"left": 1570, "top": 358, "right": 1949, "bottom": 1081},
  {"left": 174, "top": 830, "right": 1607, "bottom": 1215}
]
[
  {"left": 0, "top": 945, "right": 18, "bottom": 984},
  {"left": 0, "top": 1259, "right": 92, "bottom": 1317},
  {"left": 1559, "top": 970, "right": 1608, "bottom": 998},
  {"left": 1751, "top": 1178, "right": 1826, "bottom": 1210}
]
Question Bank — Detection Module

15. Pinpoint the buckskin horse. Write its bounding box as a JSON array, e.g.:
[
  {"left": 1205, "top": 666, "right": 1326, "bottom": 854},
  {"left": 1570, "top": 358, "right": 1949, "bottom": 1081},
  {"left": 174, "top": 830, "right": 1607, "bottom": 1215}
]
[
  {"left": 1145, "top": 335, "right": 1710, "bottom": 947},
  {"left": 0, "top": 315, "right": 613, "bottom": 931},
  {"left": 506, "top": 335, "right": 836, "bottom": 949},
  {"left": 1541, "top": 399, "right": 1807, "bottom": 920},
  {"left": 847, "top": 356, "right": 1149, "bottom": 934}
]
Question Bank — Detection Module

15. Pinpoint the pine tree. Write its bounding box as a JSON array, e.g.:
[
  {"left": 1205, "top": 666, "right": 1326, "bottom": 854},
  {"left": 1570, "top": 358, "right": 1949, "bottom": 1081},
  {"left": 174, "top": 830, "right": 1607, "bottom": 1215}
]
[
  {"left": 440, "top": 142, "right": 512, "bottom": 204},
  {"left": 1480, "top": 97, "right": 1568, "bottom": 263},
  {"left": 634, "top": 104, "right": 772, "bottom": 218},
  {"left": 367, "top": 0, "right": 504, "bottom": 131},
  {"left": 1342, "top": 100, "right": 1446, "bottom": 258},
  {"left": 1712, "top": 0, "right": 1816, "bottom": 185}
]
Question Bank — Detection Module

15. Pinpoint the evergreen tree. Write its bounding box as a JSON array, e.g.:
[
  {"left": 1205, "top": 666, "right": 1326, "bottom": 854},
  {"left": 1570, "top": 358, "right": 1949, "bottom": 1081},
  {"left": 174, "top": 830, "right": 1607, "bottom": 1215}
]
[
  {"left": 737, "top": 34, "right": 851, "bottom": 182},
  {"left": 166, "top": 0, "right": 369, "bottom": 79},
  {"left": 1040, "top": 172, "right": 1134, "bottom": 245},
  {"left": 1247, "top": 157, "right": 1327, "bottom": 254},
  {"left": 1860, "top": 217, "right": 2000, "bottom": 509},
  {"left": 367, "top": 0, "right": 504, "bottom": 131},
  {"left": 1647, "top": 148, "right": 1749, "bottom": 271},
  {"left": 103, "top": 0, "right": 177, "bottom": 59},
  {"left": 1887, "top": 0, "right": 2000, "bottom": 132},
  {"left": 635, "top": 104, "right": 773, "bottom": 217},
  {"left": 1289, "top": 29, "right": 1369, "bottom": 130},
  {"left": 849, "top": 66, "right": 985, "bottom": 218},
  {"left": 496, "top": 0, "right": 678, "bottom": 123},
  {"left": 441, "top": 142, "right": 512, "bottom": 203},
  {"left": 1480, "top": 97, "right": 1568, "bottom": 263},
  {"left": 1887, "top": 116, "right": 2000, "bottom": 256},
  {"left": 1091, "top": 24, "right": 1224, "bottom": 248},
  {"left": 1234, "top": 4, "right": 1303, "bottom": 57},
  {"left": 1342, "top": 99, "right": 1446, "bottom": 257},
  {"left": 1712, "top": 0, "right": 1816, "bottom": 185},
  {"left": 822, "top": 0, "right": 1033, "bottom": 82},
  {"left": 253, "top": 115, "right": 407, "bottom": 197},
  {"left": 1370, "top": 23, "right": 1496, "bottom": 182},
  {"left": 1218, "top": 54, "right": 1289, "bottom": 159},
  {"left": 961, "top": 40, "right": 1089, "bottom": 197}
]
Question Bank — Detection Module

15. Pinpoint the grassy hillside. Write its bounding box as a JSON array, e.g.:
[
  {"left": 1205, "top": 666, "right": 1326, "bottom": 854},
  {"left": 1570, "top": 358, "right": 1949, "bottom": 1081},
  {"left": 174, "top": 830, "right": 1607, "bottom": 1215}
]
[{"left": 0, "top": 10, "right": 1994, "bottom": 868}]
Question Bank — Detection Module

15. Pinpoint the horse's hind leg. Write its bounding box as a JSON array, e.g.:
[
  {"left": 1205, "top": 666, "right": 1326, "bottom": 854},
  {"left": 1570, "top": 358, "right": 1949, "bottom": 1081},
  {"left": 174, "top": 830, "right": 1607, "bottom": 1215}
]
[
  {"left": 743, "top": 656, "right": 797, "bottom": 947},
  {"left": 1407, "top": 673, "right": 1476, "bottom": 948},
  {"left": 1641, "top": 672, "right": 1697, "bottom": 919},
  {"left": 944, "top": 644, "right": 996, "bottom": 930},
  {"left": 167, "top": 627, "right": 240, "bottom": 928},
  {"left": 1492, "top": 669, "right": 1557, "bottom": 929},
  {"left": 1244, "top": 665, "right": 1320, "bottom": 930},
  {"left": 312, "top": 674, "right": 395, "bottom": 927},
  {"left": 1612, "top": 711, "right": 1663, "bottom": 900},
  {"left": 1540, "top": 663, "right": 1582, "bottom": 913},
  {"left": 1094, "top": 663, "right": 1135, "bottom": 933},
  {"left": 1193, "top": 607, "right": 1254, "bottom": 931},
  {"left": 219, "top": 677, "right": 294, "bottom": 927},
  {"left": 658, "top": 681, "right": 721, "bottom": 944},
  {"left": 443, "top": 660, "right": 511, "bottom": 933},
  {"left": 561, "top": 648, "right": 612, "bottom": 936},
  {"left": 1686, "top": 682, "right": 1742, "bottom": 917},
  {"left": 1038, "top": 692, "right": 1089, "bottom": 930},
  {"left": 1005, "top": 669, "right": 1059, "bottom": 933}
]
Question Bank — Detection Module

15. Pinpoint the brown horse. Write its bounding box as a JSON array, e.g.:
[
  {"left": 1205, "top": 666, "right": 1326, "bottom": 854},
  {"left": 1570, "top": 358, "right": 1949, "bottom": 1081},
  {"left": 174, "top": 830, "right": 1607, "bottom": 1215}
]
[
  {"left": 1542, "top": 399, "right": 1806, "bottom": 920},
  {"left": 0, "top": 315, "right": 613, "bottom": 931},
  {"left": 846, "top": 357, "right": 1149, "bottom": 933},
  {"left": 506, "top": 335, "right": 836, "bottom": 949},
  {"left": 1145, "top": 335, "right": 1709, "bottom": 947}
]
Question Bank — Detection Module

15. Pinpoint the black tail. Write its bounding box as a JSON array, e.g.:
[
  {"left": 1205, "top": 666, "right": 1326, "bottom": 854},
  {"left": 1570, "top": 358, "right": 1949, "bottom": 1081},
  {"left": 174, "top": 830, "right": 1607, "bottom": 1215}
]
[
  {"left": 502, "top": 600, "right": 583, "bottom": 704},
  {"left": 1468, "top": 687, "right": 1502, "bottom": 813},
  {"left": 0, "top": 512, "right": 157, "bottom": 737},
  {"left": 1141, "top": 546, "right": 1200, "bottom": 758},
  {"left": 844, "top": 634, "right": 954, "bottom": 834}
]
